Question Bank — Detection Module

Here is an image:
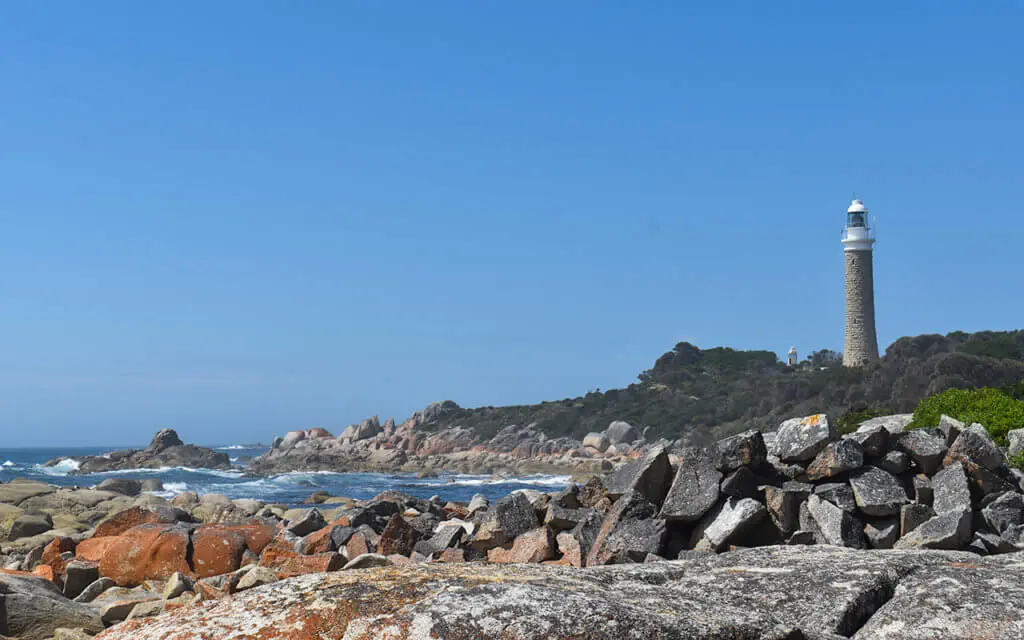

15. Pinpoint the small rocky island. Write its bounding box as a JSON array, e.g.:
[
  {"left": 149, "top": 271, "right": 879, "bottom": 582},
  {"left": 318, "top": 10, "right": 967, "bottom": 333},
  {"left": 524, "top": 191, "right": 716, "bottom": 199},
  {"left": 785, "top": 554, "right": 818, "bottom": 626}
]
[
  {"left": 2, "top": 411, "right": 1024, "bottom": 638},
  {"left": 45, "top": 429, "right": 231, "bottom": 474}
]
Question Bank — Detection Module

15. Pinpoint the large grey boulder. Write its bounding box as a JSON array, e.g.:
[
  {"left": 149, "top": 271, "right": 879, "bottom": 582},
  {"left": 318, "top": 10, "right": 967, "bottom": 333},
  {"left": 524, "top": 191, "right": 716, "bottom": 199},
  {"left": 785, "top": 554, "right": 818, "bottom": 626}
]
[
  {"left": 805, "top": 439, "right": 864, "bottom": 481},
  {"left": 95, "top": 545, "right": 1024, "bottom": 640},
  {"left": 62, "top": 560, "right": 99, "bottom": 600},
  {"left": 714, "top": 430, "right": 767, "bottom": 472},
  {"left": 875, "top": 450, "right": 911, "bottom": 475},
  {"left": 581, "top": 432, "right": 610, "bottom": 452},
  {"left": 944, "top": 423, "right": 1005, "bottom": 471},
  {"left": 286, "top": 508, "right": 326, "bottom": 537},
  {"left": 604, "top": 445, "right": 672, "bottom": 505},
  {"left": 96, "top": 478, "right": 143, "bottom": 496},
  {"left": 848, "top": 466, "right": 910, "bottom": 517},
  {"left": 896, "top": 430, "right": 947, "bottom": 474},
  {"left": 659, "top": 447, "right": 721, "bottom": 522},
  {"left": 846, "top": 425, "right": 888, "bottom": 458},
  {"left": 0, "top": 573, "right": 104, "bottom": 640},
  {"left": 8, "top": 512, "right": 54, "bottom": 540},
  {"left": 856, "top": 414, "right": 912, "bottom": 435},
  {"left": 981, "top": 492, "right": 1024, "bottom": 535},
  {"left": 932, "top": 462, "right": 973, "bottom": 514},
  {"left": 894, "top": 509, "right": 972, "bottom": 550},
  {"left": 471, "top": 492, "right": 538, "bottom": 551},
  {"left": 587, "top": 491, "right": 666, "bottom": 566},
  {"left": 802, "top": 494, "right": 865, "bottom": 548},
  {"left": 771, "top": 414, "right": 836, "bottom": 463},
  {"left": 691, "top": 497, "right": 766, "bottom": 551},
  {"left": 605, "top": 421, "right": 639, "bottom": 444},
  {"left": 815, "top": 482, "right": 857, "bottom": 512}
]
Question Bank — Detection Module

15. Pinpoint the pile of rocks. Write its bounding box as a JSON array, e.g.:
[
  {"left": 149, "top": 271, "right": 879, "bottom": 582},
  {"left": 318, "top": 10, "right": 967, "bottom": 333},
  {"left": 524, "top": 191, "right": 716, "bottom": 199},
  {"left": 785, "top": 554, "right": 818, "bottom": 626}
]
[{"left": 575, "top": 412, "right": 1024, "bottom": 559}]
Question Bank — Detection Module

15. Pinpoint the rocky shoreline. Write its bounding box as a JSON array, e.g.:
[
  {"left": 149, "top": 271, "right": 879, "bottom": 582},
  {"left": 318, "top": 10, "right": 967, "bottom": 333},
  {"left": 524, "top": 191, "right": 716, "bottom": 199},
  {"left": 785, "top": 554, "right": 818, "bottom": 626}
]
[
  {"left": 2, "top": 411, "right": 1024, "bottom": 639},
  {"left": 247, "top": 403, "right": 653, "bottom": 478}
]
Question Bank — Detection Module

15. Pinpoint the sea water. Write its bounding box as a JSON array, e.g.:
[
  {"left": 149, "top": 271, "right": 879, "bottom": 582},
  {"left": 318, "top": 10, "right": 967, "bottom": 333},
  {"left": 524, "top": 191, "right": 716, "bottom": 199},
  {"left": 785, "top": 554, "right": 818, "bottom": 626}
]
[{"left": 0, "top": 445, "right": 571, "bottom": 506}]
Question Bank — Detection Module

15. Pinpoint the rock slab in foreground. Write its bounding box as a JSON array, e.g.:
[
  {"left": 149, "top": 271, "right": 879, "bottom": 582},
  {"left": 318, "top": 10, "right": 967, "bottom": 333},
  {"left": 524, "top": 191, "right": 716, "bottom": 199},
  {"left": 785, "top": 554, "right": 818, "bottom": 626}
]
[{"left": 94, "top": 546, "right": 1024, "bottom": 640}]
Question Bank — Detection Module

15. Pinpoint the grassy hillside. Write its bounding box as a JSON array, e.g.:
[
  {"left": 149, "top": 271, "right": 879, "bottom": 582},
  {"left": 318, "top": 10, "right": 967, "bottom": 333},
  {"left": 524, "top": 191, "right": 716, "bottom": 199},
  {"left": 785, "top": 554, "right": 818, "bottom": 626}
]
[{"left": 418, "top": 330, "right": 1024, "bottom": 445}]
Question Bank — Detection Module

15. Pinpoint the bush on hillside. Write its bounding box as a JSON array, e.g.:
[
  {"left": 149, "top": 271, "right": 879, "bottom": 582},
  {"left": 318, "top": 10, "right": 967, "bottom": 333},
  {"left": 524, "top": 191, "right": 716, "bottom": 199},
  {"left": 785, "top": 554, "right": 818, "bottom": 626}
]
[{"left": 909, "top": 387, "right": 1024, "bottom": 446}]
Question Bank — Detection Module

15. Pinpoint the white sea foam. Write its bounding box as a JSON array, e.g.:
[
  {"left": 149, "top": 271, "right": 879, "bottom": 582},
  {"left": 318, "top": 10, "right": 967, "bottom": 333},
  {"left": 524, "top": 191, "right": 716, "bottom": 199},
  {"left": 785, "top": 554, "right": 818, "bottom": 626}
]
[
  {"left": 148, "top": 481, "right": 191, "bottom": 499},
  {"left": 1, "top": 460, "right": 14, "bottom": 467},
  {"left": 415, "top": 473, "right": 572, "bottom": 488},
  {"left": 36, "top": 458, "right": 81, "bottom": 475},
  {"left": 216, "top": 445, "right": 248, "bottom": 450},
  {"left": 91, "top": 466, "right": 245, "bottom": 479}
]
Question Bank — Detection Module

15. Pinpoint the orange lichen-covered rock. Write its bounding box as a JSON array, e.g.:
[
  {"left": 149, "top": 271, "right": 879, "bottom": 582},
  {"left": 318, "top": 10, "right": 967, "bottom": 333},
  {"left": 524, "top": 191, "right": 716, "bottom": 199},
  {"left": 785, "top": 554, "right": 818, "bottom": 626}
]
[
  {"left": 94, "top": 505, "right": 186, "bottom": 538},
  {"left": 31, "top": 563, "right": 58, "bottom": 584},
  {"left": 77, "top": 536, "right": 120, "bottom": 563},
  {"left": 222, "top": 522, "right": 277, "bottom": 555},
  {"left": 436, "top": 548, "right": 466, "bottom": 563},
  {"left": 267, "top": 552, "right": 343, "bottom": 579},
  {"left": 97, "top": 524, "right": 193, "bottom": 587},
  {"left": 377, "top": 515, "right": 417, "bottom": 556},
  {"left": 487, "top": 526, "right": 555, "bottom": 564},
  {"left": 41, "top": 535, "right": 78, "bottom": 578},
  {"left": 345, "top": 529, "right": 378, "bottom": 559},
  {"left": 190, "top": 526, "right": 247, "bottom": 579},
  {"left": 300, "top": 525, "right": 336, "bottom": 555}
]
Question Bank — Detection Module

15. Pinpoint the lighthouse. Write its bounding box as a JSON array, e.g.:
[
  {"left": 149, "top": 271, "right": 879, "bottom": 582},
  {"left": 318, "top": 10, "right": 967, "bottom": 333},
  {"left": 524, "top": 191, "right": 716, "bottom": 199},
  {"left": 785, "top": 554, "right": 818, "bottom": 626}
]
[{"left": 842, "top": 199, "right": 879, "bottom": 367}]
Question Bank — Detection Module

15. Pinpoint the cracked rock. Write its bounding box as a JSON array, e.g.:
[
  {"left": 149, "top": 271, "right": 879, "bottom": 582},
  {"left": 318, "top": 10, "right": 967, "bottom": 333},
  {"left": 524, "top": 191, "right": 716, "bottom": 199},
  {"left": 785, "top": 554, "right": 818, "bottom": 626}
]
[
  {"left": 849, "top": 466, "right": 910, "bottom": 517},
  {"left": 659, "top": 447, "right": 721, "bottom": 522}
]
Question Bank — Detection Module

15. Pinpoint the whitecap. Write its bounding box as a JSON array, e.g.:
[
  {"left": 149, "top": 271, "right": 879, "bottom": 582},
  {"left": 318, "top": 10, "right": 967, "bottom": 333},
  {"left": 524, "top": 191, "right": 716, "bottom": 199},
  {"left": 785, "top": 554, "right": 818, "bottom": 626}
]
[
  {"left": 147, "top": 481, "right": 191, "bottom": 499},
  {"left": 216, "top": 445, "right": 247, "bottom": 450},
  {"left": 35, "top": 458, "right": 81, "bottom": 475},
  {"left": 1, "top": 460, "right": 14, "bottom": 467},
  {"left": 88, "top": 466, "right": 245, "bottom": 479}
]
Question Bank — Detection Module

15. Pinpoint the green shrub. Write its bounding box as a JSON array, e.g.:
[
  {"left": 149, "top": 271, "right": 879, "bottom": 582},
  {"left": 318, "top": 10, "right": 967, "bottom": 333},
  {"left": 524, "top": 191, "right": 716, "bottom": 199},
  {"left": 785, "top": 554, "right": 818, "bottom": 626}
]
[
  {"left": 909, "top": 387, "right": 1024, "bottom": 446},
  {"left": 1009, "top": 452, "right": 1024, "bottom": 472}
]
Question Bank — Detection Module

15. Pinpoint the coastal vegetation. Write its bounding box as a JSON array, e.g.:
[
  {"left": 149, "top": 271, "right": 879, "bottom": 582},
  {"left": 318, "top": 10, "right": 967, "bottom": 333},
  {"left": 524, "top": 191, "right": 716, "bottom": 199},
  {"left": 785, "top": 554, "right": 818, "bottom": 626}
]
[{"left": 419, "top": 330, "right": 1024, "bottom": 444}]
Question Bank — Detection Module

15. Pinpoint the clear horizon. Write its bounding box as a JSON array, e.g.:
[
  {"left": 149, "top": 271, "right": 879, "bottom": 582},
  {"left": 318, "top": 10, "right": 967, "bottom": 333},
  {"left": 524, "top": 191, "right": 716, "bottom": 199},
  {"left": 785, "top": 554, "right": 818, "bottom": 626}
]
[{"left": 2, "top": 3, "right": 1021, "bottom": 446}]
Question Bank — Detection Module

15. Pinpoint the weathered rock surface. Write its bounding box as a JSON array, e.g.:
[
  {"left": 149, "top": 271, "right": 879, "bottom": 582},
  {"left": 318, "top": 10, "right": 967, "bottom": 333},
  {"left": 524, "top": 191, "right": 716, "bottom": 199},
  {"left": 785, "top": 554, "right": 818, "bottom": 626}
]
[
  {"left": 0, "top": 573, "right": 103, "bottom": 640},
  {"left": 93, "top": 546, "right": 1024, "bottom": 640},
  {"left": 848, "top": 466, "right": 909, "bottom": 517},
  {"left": 771, "top": 414, "right": 836, "bottom": 462},
  {"left": 806, "top": 438, "right": 864, "bottom": 481},
  {"left": 659, "top": 447, "right": 720, "bottom": 522}
]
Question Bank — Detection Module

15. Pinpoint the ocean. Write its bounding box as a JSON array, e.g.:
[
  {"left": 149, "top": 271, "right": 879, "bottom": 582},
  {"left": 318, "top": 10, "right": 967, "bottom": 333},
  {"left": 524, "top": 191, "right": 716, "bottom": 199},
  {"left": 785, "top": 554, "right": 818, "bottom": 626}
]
[{"left": 0, "top": 445, "right": 571, "bottom": 506}]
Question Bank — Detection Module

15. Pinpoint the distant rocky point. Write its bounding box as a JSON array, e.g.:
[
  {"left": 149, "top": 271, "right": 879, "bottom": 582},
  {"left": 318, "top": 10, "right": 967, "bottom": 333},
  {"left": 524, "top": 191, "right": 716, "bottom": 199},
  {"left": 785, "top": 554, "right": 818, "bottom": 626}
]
[
  {"left": 45, "top": 429, "right": 231, "bottom": 474},
  {"left": 247, "top": 405, "right": 649, "bottom": 477}
]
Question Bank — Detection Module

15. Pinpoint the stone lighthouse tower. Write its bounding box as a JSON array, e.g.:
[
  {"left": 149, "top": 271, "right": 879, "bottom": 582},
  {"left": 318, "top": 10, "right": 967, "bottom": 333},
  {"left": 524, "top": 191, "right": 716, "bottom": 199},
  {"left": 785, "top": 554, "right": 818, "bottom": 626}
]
[{"left": 842, "top": 198, "right": 879, "bottom": 367}]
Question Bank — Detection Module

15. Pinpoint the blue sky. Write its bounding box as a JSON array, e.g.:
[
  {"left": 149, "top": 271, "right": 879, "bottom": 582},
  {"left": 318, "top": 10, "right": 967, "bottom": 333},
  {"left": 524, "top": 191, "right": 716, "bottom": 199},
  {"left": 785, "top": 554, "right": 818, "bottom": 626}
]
[{"left": 1, "top": 3, "right": 1021, "bottom": 446}]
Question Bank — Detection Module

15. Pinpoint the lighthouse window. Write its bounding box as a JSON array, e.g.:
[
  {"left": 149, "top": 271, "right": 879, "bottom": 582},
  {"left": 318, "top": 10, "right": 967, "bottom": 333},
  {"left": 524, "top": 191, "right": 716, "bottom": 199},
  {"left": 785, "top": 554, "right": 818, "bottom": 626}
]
[{"left": 849, "top": 213, "right": 865, "bottom": 227}]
